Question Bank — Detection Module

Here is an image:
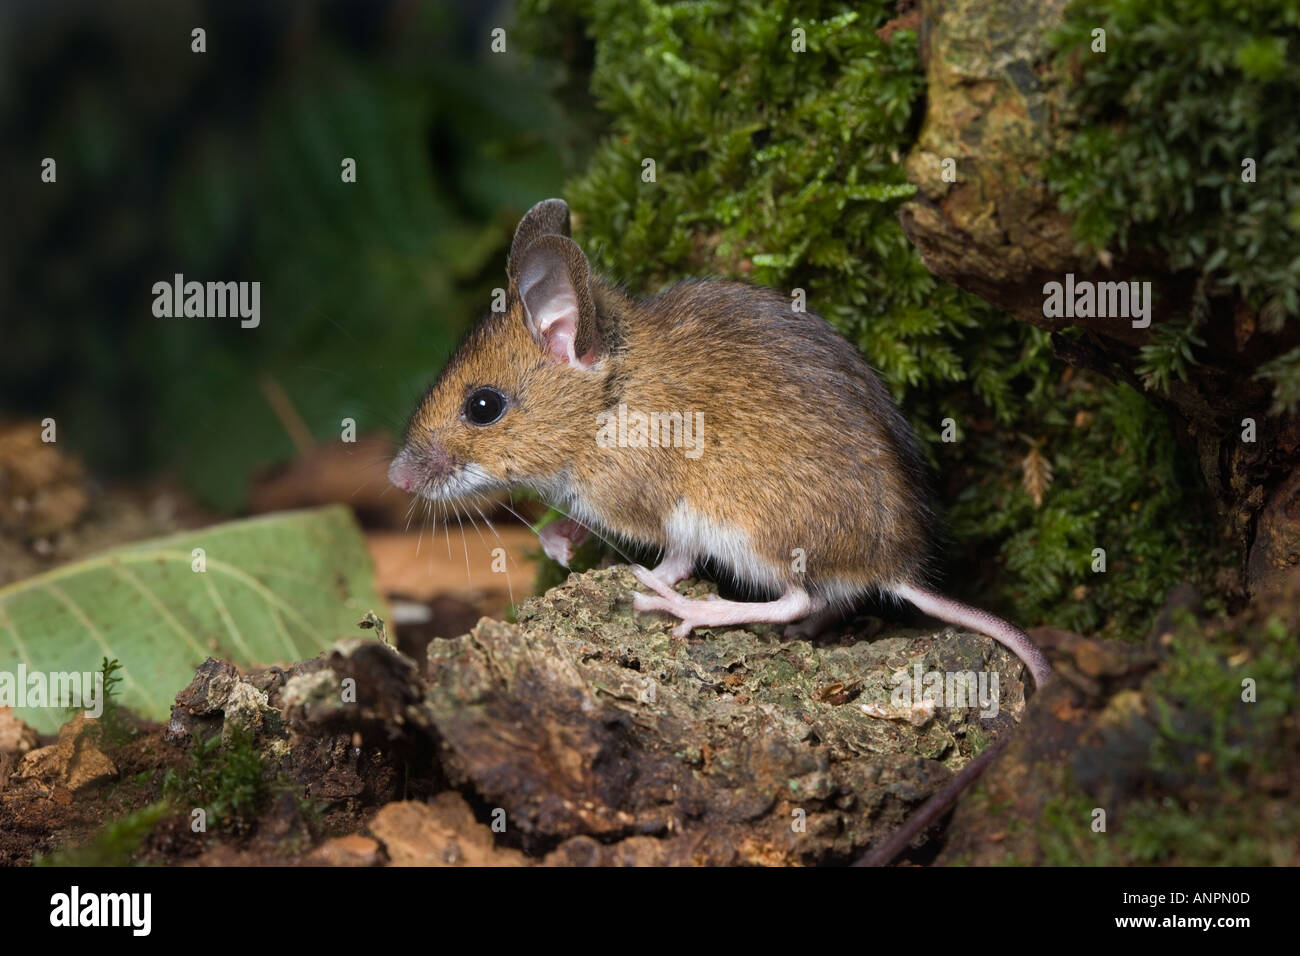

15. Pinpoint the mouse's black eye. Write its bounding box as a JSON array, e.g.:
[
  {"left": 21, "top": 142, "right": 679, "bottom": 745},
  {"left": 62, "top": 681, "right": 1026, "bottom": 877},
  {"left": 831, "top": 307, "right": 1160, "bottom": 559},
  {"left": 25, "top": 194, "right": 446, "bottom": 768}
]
[{"left": 464, "top": 387, "right": 507, "bottom": 426}]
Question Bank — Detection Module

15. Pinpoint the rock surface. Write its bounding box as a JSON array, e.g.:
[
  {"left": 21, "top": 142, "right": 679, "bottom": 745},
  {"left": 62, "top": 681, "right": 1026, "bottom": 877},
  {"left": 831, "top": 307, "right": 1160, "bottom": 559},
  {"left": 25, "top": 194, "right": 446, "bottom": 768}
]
[
  {"left": 370, "top": 795, "right": 530, "bottom": 866},
  {"left": 0, "top": 707, "right": 38, "bottom": 755},
  {"left": 15, "top": 715, "right": 117, "bottom": 793},
  {"left": 420, "top": 567, "right": 1028, "bottom": 864}
]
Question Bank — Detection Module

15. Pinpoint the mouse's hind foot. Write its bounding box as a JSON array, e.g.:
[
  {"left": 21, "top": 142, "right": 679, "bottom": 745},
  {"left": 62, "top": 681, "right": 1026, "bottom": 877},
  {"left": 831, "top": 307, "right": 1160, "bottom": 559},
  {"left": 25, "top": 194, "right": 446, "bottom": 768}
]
[{"left": 632, "top": 587, "right": 813, "bottom": 638}]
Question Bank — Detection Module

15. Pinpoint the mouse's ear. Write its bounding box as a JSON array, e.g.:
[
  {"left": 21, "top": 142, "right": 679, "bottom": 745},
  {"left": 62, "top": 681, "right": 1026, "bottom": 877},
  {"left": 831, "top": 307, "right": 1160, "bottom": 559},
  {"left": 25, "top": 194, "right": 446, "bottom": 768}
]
[
  {"left": 507, "top": 198, "right": 570, "bottom": 275},
  {"left": 512, "top": 234, "right": 604, "bottom": 370}
]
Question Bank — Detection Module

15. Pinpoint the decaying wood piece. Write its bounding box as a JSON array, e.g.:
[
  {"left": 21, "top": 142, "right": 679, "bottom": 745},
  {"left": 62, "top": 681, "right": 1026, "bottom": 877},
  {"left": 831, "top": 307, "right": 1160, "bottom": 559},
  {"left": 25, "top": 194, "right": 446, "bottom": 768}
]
[{"left": 420, "top": 567, "right": 1026, "bottom": 864}]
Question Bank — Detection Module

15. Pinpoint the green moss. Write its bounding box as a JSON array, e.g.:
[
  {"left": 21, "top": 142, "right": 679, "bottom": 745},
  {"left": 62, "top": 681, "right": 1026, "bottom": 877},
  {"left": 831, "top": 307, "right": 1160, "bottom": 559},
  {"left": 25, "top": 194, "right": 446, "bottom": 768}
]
[
  {"left": 61, "top": 657, "right": 138, "bottom": 757},
  {"left": 948, "top": 382, "right": 1227, "bottom": 636},
  {"left": 41, "top": 724, "right": 325, "bottom": 866},
  {"left": 92, "top": 657, "right": 135, "bottom": 753},
  {"left": 1039, "top": 789, "right": 1122, "bottom": 866},
  {"left": 1034, "top": 606, "right": 1299, "bottom": 864},
  {"left": 1150, "top": 611, "right": 1297, "bottom": 779},
  {"left": 519, "top": 0, "right": 1227, "bottom": 637},
  {"left": 1122, "top": 794, "right": 1299, "bottom": 865},
  {"left": 36, "top": 801, "right": 173, "bottom": 867},
  {"left": 1048, "top": 0, "right": 1300, "bottom": 410},
  {"left": 160, "top": 724, "right": 322, "bottom": 842},
  {"left": 1039, "top": 787, "right": 1300, "bottom": 866},
  {"left": 162, "top": 726, "right": 275, "bottom": 833}
]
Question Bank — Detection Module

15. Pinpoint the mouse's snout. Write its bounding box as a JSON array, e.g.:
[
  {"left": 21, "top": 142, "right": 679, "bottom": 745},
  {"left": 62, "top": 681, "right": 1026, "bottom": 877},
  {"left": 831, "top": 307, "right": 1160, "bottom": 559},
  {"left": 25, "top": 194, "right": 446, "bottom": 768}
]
[
  {"left": 388, "top": 453, "right": 418, "bottom": 493},
  {"left": 388, "top": 441, "right": 455, "bottom": 495}
]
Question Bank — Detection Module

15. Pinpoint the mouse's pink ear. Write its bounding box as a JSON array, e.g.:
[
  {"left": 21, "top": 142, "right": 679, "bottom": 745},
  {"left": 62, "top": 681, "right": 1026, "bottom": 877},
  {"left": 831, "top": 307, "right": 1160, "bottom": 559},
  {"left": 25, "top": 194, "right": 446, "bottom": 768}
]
[
  {"left": 507, "top": 198, "right": 570, "bottom": 275},
  {"left": 511, "top": 234, "right": 604, "bottom": 369}
]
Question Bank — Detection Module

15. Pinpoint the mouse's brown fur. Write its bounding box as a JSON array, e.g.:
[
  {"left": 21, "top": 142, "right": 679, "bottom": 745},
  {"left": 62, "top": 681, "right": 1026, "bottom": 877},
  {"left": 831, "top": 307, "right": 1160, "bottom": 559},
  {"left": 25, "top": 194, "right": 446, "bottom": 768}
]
[
  {"left": 392, "top": 200, "right": 1045, "bottom": 687},
  {"left": 397, "top": 232, "right": 933, "bottom": 608}
]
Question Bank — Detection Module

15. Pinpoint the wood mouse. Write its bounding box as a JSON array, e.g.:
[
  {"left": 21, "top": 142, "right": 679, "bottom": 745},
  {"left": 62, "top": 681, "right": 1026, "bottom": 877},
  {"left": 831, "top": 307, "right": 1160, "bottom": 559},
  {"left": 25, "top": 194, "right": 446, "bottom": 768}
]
[
  {"left": 390, "top": 199, "right": 1052, "bottom": 864},
  {"left": 390, "top": 197, "right": 1050, "bottom": 687}
]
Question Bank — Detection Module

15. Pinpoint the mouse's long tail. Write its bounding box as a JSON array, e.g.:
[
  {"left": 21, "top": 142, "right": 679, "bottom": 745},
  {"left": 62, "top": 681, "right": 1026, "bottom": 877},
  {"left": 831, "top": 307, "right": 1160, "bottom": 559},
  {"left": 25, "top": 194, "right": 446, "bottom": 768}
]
[{"left": 891, "top": 582, "right": 1052, "bottom": 688}]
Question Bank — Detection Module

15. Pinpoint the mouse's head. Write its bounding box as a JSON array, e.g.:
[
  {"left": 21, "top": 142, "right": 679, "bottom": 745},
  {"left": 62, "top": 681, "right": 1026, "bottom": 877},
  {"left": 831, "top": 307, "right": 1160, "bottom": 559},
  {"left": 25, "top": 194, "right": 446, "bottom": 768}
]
[{"left": 389, "top": 199, "right": 613, "bottom": 502}]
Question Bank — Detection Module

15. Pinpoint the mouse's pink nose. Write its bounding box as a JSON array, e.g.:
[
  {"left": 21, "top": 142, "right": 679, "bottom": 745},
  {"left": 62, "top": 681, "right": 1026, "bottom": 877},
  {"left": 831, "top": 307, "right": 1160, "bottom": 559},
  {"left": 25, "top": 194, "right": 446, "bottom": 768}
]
[
  {"left": 389, "top": 442, "right": 454, "bottom": 494},
  {"left": 388, "top": 453, "right": 418, "bottom": 493}
]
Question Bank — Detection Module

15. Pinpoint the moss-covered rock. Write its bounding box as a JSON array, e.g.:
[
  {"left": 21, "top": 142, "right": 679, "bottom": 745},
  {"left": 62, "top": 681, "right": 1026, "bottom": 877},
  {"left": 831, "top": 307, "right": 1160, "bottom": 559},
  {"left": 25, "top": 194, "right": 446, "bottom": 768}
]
[{"left": 900, "top": 0, "right": 1300, "bottom": 597}]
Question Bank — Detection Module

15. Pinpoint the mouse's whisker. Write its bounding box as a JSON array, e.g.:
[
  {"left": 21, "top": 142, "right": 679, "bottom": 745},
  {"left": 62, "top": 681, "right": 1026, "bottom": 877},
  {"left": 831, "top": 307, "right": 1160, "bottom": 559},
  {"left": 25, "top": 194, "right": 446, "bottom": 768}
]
[
  {"left": 425, "top": 497, "right": 437, "bottom": 581},
  {"left": 348, "top": 473, "right": 385, "bottom": 501},
  {"left": 469, "top": 496, "right": 514, "bottom": 610},
  {"left": 454, "top": 508, "right": 471, "bottom": 588},
  {"left": 414, "top": 496, "right": 428, "bottom": 558},
  {"left": 401, "top": 493, "right": 419, "bottom": 534},
  {"left": 440, "top": 500, "right": 453, "bottom": 562}
]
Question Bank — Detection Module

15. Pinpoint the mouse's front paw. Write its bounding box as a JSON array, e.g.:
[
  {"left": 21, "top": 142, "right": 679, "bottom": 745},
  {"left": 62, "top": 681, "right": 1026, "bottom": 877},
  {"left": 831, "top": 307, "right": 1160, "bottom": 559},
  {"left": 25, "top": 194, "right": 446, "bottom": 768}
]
[{"left": 538, "top": 517, "right": 590, "bottom": 567}]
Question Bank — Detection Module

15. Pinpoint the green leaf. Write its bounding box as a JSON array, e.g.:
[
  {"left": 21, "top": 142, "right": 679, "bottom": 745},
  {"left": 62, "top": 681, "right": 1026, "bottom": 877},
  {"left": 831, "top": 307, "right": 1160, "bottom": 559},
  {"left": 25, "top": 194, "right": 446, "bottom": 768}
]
[{"left": 0, "top": 506, "right": 385, "bottom": 733}]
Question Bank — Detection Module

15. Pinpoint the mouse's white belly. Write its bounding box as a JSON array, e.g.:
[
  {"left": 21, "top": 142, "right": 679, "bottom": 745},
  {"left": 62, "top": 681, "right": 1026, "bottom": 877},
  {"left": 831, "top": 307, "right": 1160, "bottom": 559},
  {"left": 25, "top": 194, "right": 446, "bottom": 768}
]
[{"left": 661, "top": 502, "right": 787, "bottom": 595}]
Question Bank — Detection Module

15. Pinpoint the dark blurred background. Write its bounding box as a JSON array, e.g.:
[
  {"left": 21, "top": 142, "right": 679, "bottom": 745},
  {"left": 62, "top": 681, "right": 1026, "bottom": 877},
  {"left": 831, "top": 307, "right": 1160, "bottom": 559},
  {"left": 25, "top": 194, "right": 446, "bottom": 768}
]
[{"left": 1, "top": 0, "right": 581, "bottom": 511}]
